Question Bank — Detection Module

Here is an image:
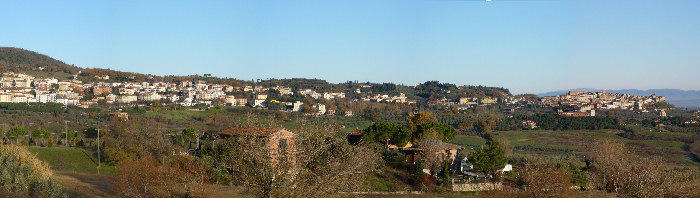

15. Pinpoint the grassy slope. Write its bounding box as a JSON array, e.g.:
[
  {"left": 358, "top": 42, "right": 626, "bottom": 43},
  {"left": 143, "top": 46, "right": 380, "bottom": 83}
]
[
  {"left": 27, "top": 147, "right": 117, "bottom": 175},
  {"left": 26, "top": 147, "right": 120, "bottom": 197},
  {"left": 27, "top": 146, "right": 253, "bottom": 197}
]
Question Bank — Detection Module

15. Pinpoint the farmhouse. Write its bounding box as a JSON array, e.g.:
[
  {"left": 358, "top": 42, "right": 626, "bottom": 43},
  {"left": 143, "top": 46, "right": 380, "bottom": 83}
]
[{"left": 219, "top": 127, "right": 297, "bottom": 166}]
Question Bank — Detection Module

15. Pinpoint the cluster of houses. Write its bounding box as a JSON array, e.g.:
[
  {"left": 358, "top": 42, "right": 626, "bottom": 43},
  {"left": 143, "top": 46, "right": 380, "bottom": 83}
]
[
  {"left": 432, "top": 90, "right": 669, "bottom": 117},
  {"left": 2, "top": 72, "right": 671, "bottom": 119},
  {"left": 425, "top": 96, "right": 499, "bottom": 111},
  {"left": 540, "top": 90, "right": 667, "bottom": 116},
  {"left": 0, "top": 72, "right": 265, "bottom": 108},
  {"left": 0, "top": 72, "right": 88, "bottom": 105},
  {"left": 430, "top": 89, "right": 668, "bottom": 116},
  {"left": 361, "top": 93, "right": 411, "bottom": 104},
  {"left": 0, "top": 72, "right": 408, "bottom": 116}
]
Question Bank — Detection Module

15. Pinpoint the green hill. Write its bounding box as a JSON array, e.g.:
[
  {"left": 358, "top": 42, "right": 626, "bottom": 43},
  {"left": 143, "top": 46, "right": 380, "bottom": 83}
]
[
  {"left": 0, "top": 47, "right": 79, "bottom": 80},
  {"left": 0, "top": 47, "right": 509, "bottom": 99},
  {"left": 0, "top": 47, "right": 154, "bottom": 82},
  {"left": 0, "top": 47, "right": 247, "bottom": 84}
]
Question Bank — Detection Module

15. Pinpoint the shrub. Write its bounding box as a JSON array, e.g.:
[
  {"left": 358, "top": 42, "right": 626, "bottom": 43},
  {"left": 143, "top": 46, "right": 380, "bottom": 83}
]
[
  {"left": 0, "top": 144, "right": 66, "bottom": 197},
  {"left": 382, "top": 150, "right": 406, "bottom": 168}
]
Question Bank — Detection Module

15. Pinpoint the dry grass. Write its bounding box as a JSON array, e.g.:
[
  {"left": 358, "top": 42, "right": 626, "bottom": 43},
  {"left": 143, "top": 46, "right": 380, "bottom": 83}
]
[
  {"left": 196, "top": 184, "right": 253, "bottom": 198},
  {"left": 52, "top": 171, "right": 253, "bottom": 198},
  {"left": 52, "top": 171, "right": 116, "bottom": 197},
  {"left": 354, "top": 192, "right": 476, "bottom": 198}
]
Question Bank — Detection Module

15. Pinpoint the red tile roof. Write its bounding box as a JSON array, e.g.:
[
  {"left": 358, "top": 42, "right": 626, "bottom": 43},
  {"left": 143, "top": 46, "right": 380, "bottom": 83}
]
[{"left": 346, "top": 129, "right": 363, "bottom": 136}]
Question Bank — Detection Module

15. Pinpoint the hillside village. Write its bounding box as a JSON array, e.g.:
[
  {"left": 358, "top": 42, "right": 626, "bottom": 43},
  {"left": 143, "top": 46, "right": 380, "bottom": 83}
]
[{"left": 0, "top": 72, "right": 673, "bottom": 118}]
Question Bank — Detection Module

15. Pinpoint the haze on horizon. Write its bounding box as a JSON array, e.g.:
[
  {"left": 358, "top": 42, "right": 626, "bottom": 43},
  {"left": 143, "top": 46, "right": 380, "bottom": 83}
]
[{"left": 1, "top": 0, "right": 699, "bottom": 94}]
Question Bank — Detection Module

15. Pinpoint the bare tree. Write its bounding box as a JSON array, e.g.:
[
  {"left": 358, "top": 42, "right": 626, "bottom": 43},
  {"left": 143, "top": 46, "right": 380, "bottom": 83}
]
[
  {"left": 590, "top": 140, "right": 700, "bottom": 197},
  {"left": 418, "top": 130, "right": 448, "bottom": 176},
  {"left": 114, "top": 156, "right": 209, "bottom": 197},
  {"left": 222, "top": 117, "right": 381, "bottom": 198},
  {"left": 520, "top": 161, "right": 576, "bottom": 198}
]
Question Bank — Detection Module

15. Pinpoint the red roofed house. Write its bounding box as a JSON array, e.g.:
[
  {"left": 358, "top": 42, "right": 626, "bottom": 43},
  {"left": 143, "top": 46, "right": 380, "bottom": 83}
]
[
  {"left": 346, "top": 129, "right": 363, "bottom": 145},
  {"left": 219, "top": 127, "right": 297, "bottom": 166}
]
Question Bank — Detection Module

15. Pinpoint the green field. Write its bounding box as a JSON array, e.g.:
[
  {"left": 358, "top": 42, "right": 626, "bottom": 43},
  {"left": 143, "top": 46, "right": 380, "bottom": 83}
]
[
  {"left": 450, "top": 135, "right": 487, "bottom": 148},
  {"left": 27, "top": 147, "right": 117, "bottom": 175},
  {"left": 451, "top": 130, "right": 699, "bottom": 166}
]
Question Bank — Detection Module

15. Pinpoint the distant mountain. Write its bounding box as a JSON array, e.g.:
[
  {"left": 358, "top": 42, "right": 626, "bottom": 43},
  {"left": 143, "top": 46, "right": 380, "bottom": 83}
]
[
  {"left": 539, "top": 88, "right": 700, "bottom": 108},
  {"left": 538, "top": 88, "right": 600, "bottom": 97}
]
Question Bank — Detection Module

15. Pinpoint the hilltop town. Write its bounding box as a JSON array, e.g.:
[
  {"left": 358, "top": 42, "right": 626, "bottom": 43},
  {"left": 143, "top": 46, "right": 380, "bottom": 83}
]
[{"left": 539, "top": 90, "right": 668, "bottom": 116}]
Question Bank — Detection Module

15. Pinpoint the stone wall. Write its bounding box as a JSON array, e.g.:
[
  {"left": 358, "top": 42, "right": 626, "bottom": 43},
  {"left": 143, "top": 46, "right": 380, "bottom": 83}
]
[{"left": 452, "top": 182, "right": 503, "bottom": 192}]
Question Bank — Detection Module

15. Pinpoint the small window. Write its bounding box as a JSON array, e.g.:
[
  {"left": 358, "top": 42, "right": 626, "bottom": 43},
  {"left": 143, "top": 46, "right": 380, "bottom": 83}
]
[{"left": 279, "top": 139, "right": 287, "bottom": 153}]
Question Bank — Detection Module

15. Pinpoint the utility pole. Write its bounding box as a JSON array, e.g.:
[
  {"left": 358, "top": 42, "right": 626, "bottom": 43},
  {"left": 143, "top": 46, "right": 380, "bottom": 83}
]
[
  {"left": 64, "top": 121, "right": 68, "bottom": 147},
  {"left": 1, "top": 124, "right": 6, "bottom": 144},
  {"left": 603, "top": 167, "right": 606, "bottom": 188},
  {"left": 97, "top": 127, "right": 101, "bottom": 174}
]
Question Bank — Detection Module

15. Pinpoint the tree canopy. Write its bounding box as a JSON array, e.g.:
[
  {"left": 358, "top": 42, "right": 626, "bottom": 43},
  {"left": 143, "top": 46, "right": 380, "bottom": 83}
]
[
  {"left": 468, "top": 140, "right": 507, "bottom": 175},
  {"left": 413, "top": 122, "right": 457, "bottom": 143},
  {"left": 407, "top": 112, "right": 437, "bottom": 131},
  {"left": 362, "top": 122, "right": 412, "bottom": 147},
  {"left": 83, "top": 127, "right": 100, "bottom": 139},
  {"left": 31, "top": 129, "right": 51, "bottom": 139},
  {"left": 6, "top": 126, "right": 27, "bottom": 141}
]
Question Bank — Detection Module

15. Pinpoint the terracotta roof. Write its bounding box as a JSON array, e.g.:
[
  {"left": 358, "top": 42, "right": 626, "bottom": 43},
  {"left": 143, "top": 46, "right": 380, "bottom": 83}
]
[
  {"left": 346, "top": 129, "right": 363, "bottom": 136},
  {"left": 416, "top": 140, "right": 462, "bottom": 150}
]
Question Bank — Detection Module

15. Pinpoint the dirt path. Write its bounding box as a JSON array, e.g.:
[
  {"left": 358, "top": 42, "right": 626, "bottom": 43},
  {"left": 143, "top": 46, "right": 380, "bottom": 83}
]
[
  {"left": 53, "top": 171, "right": 116, "bottom": 197},
  {"left": 52, "top": 171, "right": 253, "bottom": 197}
]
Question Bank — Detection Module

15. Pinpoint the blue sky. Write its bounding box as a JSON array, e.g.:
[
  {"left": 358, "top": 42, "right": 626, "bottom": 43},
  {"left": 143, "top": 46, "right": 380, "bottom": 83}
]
[{"left": 1, "top": 0, "right": 699, "bottom": 94}]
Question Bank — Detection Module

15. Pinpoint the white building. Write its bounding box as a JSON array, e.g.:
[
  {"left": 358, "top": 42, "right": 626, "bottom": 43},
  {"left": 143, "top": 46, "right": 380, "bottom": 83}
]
[
  {"left": 323, "top": 92, "right": 346, "bottom": 100},
  {"left": 12, "top": 96, "right": 27, "bottom": 103},
  {"left": 315, "top": 104, "right": 326, "bottom": 115},
  {"left": 292, "top": 101, "right": 303, "bottom": 112},
  {"left": 253, "top": 99, "right": 266, "bottom": 108},
  {"left": 105, "top": 94, "right": 117, "bottom": 102},
  {"left": 37, "top": 94, "right": 57, "bottom": 103},
  {"left": 117, "top": 95, "right": 138, "bottom": 103},
  {"left": 138, "top": 93, "right": 162, "bottom": 101},
  {"left": 167, "top": 94, "right": 180, "bottom": 103},
  {"left": 225, "top": 95, "right": 236, "bottom": 105},
  {"left": 55, "top": 98, "right": 79, "bottom": 106}
]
